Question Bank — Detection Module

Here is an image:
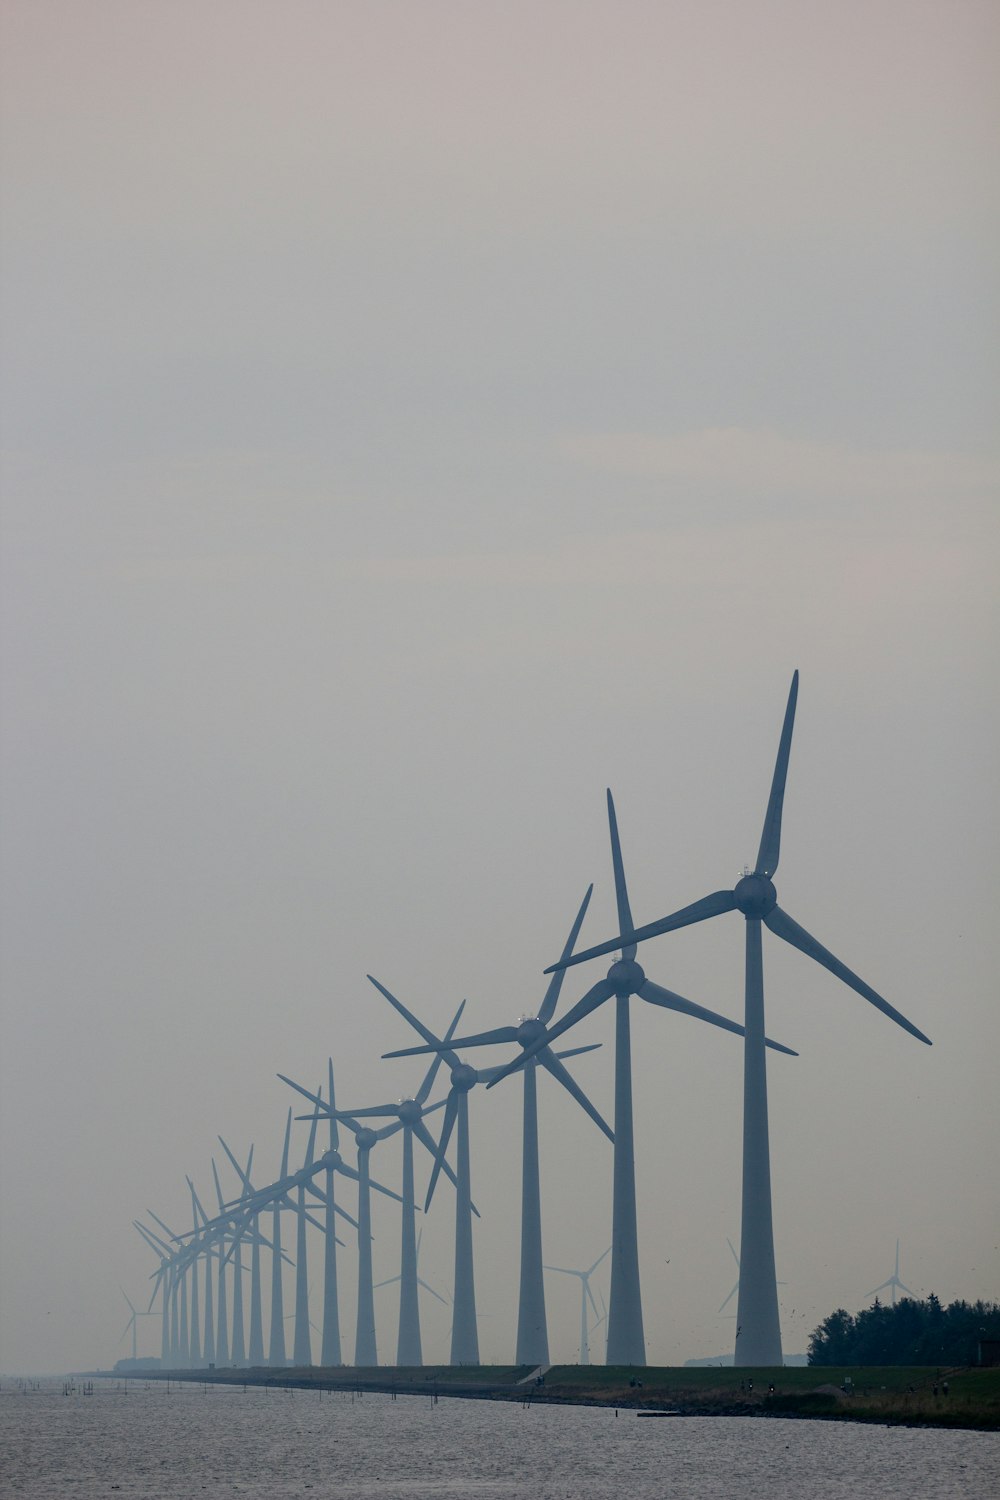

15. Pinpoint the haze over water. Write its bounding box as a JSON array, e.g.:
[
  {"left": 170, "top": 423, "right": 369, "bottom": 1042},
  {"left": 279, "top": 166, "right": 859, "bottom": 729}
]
[{"left": 3, "top": 1381, "right": 998, "bottom": 1500}]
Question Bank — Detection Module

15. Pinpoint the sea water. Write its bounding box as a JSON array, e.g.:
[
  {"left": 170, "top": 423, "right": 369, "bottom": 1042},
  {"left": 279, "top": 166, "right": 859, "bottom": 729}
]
[{"left": 1, "top": 1378, "right": 996, "bottom": 1499}]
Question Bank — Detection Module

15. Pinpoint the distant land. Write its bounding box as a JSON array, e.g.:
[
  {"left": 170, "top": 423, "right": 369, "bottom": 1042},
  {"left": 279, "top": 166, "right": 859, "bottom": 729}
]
[{"left": 107, "top": 1363, "right": 1000, "bottom": 1430}]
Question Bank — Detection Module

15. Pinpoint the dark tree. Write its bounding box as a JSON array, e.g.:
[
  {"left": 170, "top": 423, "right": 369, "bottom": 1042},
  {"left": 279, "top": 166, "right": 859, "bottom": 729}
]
[{"left": 808, "top": 1297, "right": 1000, "bottom": 1366}]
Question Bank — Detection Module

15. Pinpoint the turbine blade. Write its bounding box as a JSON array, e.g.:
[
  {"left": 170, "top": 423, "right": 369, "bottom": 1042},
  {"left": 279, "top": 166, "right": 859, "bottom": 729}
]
[
  {"left": 486, "top": 976, "right": 617, "bottom": 1089},
  {"left": 638, "top": 977, "right": 798, "bottom": 1056},
  {"left": 211, "top": 1158, "right": 226, "bottom": 1214},
  {"left": 367, "top": 1170, "right": 401, "bottom": 1206},
  {"left": 727, "top": 1238, "right": 740, "bottom": 1270},
  {"left": 755, "top": 670, "right": 799, "bottom": 878},
  {"left": 303, "top": 1091, "right": 320, "bottom": 1167},
  {"left": 416, "top": 1002, "right": 466, "bottom": 1104},
  {"left": 277, "top": 1073, "right": 327, "bottom": 1113},
  {"left": 279, "top": 1109, "right": 292, "bottom": 1177},
  {"left": 538, "top": 884, "right": 594, "bottom": 1023},
  {"left": 375, "top": 1120, "right": 405, "bottom": 1142},
  {"left": 368, "top": 975, "right": 464, "bottom": 1069},
  {"left": 764, "top": 906, "right": 932, "bottom": 1044},
  {"left": 718, "top": 1282, "right": 739, "bottom": 1313},
  {"left": 552, "top": 1042, "right": 601, "bottom": 1060},
  {"left": 147, "top": 1210, "right": 179, "bottom": 1242},
  {"left": 424, "top": 1090, "right": 459, "bottom": 1211},
  {"left": 328, "top": 1059, "right": 339, "bottom": 1151},
  {"left": 545, "top": 890, "right": 738, "bottom": 973},
  {"left": 587, "top": 1245, "right": 612, "bottom": 1276},
  {"left": 417, "top": 1277, "right": 448, "bottom": 1306},
  {"left": 385, "top": 1027, "right": 517, "bottom": 1058},
  {"left": 325, "top": 1103, "right": 399, "bottom": 1118},
  {"left": 537, "top": 1047, "right": 614, "bottom": 1142},
  {"left": 218, "top": 1139, "right": 254, "bottom": 1201},
  {"left": 585, "top": 1282, "right": 600, "bottom": 1318},
  {"left": 412, "top": 1116, "right": 462, "bottom": 1196},
  {"left": 607, "top": 791, "right": 636, "bottom": 957}
]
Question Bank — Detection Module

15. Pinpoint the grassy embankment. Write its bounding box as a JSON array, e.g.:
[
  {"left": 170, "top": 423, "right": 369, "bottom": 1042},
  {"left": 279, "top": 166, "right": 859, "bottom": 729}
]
[{"left": 146, "top": 1362, "right": 1000, "bottom": 1429}]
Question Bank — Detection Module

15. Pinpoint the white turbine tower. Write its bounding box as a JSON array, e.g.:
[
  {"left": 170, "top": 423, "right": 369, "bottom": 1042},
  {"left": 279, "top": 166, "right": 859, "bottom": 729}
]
[
  {"left": 546, "top": 672, "right": 932, "bottom": 1366},
  {"left": 490, "top": 790, "right": 796, "bottom": 1365}
]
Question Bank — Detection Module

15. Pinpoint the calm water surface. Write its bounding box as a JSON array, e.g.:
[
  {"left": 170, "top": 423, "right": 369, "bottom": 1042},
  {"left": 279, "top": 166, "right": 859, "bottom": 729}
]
[{"left": 2, "top": 1379, "right": 997, "bottom": 1499}]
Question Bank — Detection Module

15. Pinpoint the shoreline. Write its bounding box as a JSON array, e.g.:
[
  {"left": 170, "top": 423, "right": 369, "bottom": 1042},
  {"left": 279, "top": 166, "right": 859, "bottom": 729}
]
[{"left": 97, "top": 1363, "right": 1000, "bottom": 1431}]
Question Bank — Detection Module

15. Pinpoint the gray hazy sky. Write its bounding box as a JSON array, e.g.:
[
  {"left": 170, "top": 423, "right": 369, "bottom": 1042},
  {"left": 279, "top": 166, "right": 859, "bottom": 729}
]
[{"left": 1, "top": 1, "right": 998, "bottom": 1374}]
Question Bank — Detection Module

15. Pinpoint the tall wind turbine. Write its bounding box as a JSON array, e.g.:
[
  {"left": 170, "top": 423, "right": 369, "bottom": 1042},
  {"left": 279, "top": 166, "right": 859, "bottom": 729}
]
[
  {"left": 489, "top": 792, "right": 795, "bottom": 1365},
  {"left": 385, "top": 887, "right": 613, "bottom": 1366},
  {"left": 372, "top": 977, "right": 509, "bottom": 1366},
  {"left": 867, "top": 1241, "right": 913, "bottom": 1306},
  {"left": 285, "top": 1024, "right": 462, "bottom": 1368},
  {"left": 281, "top": 1064, "right": 357, "bottom": 1368},
  {"left": 188, "top": 1179, "right": 216, "bottom": 1367},
  {"left": 544, "top": 1246, "right": 610, "bottom": 1365},
  {"left": 134, "top": 1221, "right": 173, "bottom": 1365},
  {"left": 718, "top": 1238, "right": 741, "bottom": 1314},
  {"left": 334, "top": 1110, "right": 404, "bottom": 1366},
  {"left": 374, "top": 1229, "right": 449, "bottom": 1342},
  {"left": 118, "top": 1290, "right": 140, "bottom": 1362},
  {"left": 545, "top": 672, "right": 932, "bottom": 1365}
]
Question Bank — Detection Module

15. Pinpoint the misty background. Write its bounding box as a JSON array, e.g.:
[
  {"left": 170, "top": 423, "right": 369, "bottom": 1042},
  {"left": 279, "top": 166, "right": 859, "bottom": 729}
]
[{"left": 1, "top": 1, "right": 997, "bottom": 1374}]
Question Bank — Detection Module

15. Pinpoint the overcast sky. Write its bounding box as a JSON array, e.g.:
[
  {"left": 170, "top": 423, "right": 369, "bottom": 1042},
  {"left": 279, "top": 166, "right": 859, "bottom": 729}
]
[{"left": 1, "top": 0, "right": 998, "bottom": 1375}]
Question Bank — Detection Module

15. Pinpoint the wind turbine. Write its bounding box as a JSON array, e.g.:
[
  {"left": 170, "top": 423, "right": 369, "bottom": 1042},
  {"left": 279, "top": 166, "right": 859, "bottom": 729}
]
[
  {"left": 134, "top": 1221, "right": 174, "bottom": 1365},
  {"left": 489, "top": 791, "right": 796, "bottom": 1365},
  {"left": 118, "top": 1290, "right": 140, "bottom": 1362},
  {"left": 215, "top": 1139, "right": 274, "bottom": 1366},
  {"left": 384, "top": 888, "right": 613, "bottom": 1366},
  {"left": 718, "top": 1237, "right": 741, "bottom": 1314},
  {"left": 206, "top": 1116, "right": 326, "bottom": 1366},
  {"left": 867, "top": 1241, "right": 913, "bottom": 1306},
  {"left": 544, "top": 671, "right": 932, "bottom": 1365},
  {"left": 335, "top": 1110, "right": 404, "bottom": 1366},
  {"left": 285, "top": 1023, "right": 462, "bottom": 1368},
  {"left": 371, "top": 977, "right": 511, "bottom": 1366},
  {"left": 187, "top": 1179, "right": 216, "bottom": 1366},
  {"left": 544, "top": 1247, "right": 610, "bottom": 1365},
  {"left": 280, "top": 1068, "right": 361, "bottom": 1374},
  {"left": 374, "top": 1228, "right": 449, "bottom": 1356},
  {"left": 145, "top": 1209, "right": 190, "bottom": 1366}
]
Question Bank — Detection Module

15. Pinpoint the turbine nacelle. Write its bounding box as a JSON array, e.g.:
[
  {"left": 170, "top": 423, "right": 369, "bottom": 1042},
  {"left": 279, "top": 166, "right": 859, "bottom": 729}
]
[
  {"left": 734, "top": 873, "right": 777, "bottom": 917},
  {"left": 317, "top": 1148, "right": 343, "bottom": 1170},
  {"left": 450, "top": 1062, "right": 478, "bottom": 1092},
  {"left": 515, "top": 1017, "right": 546, "bottom": 1047},
  {"left": 396, "top": 1098, "right": 422, "bottom": 1124},
  {"left": 608, "top": 956, "right": 645, "bottom": 992}
]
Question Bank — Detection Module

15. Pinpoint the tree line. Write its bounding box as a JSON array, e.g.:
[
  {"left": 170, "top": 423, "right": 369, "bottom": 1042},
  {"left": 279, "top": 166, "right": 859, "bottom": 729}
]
[{"left": 808, "top": 1295, "right": 1000, "bottom": 1366}]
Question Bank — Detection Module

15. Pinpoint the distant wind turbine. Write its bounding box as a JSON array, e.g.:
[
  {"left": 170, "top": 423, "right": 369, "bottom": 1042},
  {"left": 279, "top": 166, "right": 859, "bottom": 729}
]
[
  {"left": 867, "top": 1241, "right": 913, "bottom": 1306},
  {"left": 544, "top": 1247, "right": 610, "bottom": 1365}
]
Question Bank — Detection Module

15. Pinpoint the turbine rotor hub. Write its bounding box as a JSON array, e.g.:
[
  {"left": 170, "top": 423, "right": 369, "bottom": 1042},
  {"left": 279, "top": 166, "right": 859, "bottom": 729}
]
[
  {"left": 451, "top": 1063, "right": 478, "bottom": 1091},
  {"left": 397, "top": 1098, "right": 421, "bottom": 1124},
  {"left": 734, "top": 873, "right": 777, "bottom": 917},
  {"left": 516, "top": 1017, "right": 546, "bottom": 1047},
  {"left": 318, "top": 1149, "right": 342, "bottom": 1169},
  {"left": 607, "top": 957, "right": 645, "bottom": 992},
  {"left": 355, "top": 1128, "right": 378, "bottom": 1150}
]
